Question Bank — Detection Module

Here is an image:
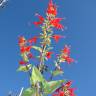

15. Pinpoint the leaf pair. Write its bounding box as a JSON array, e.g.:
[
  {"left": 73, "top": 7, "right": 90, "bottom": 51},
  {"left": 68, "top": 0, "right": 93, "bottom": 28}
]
[{"left": 22, "top": 66, "right": 65, "bottom": 96}]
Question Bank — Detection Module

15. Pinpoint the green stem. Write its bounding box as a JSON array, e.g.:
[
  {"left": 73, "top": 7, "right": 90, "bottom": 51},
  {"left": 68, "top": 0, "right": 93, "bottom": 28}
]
[{"left": 49, "top": 59, "right": 61, "bottom": 80}]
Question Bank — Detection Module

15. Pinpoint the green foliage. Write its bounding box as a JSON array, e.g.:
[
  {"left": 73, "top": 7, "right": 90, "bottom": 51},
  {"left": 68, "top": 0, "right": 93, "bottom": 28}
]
[
  {"left": 43, "top": 80, "right": 65, "bottom": 94},
  {"left": 32, "top": 46, "right": 42, "bottom": 52},
  {"left": 22, "top": 88, "right": 36, "bottom": 96},
  {"left": 21, "top": 53, "right": 29, "bottom": 62},
  {"left": 52, "top": 70, "right": 64, "bottom": 76},
  {"left": 30, "top": 66, "right": 46, "bottom": 85},
  {"left": 17, "top": 64, "right": 32, "bottom": 72}
]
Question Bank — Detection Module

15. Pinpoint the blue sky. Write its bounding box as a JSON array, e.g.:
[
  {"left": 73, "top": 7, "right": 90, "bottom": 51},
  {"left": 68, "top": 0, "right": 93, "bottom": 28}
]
[{"left": 0, "top": 0, "right": 96, "bottom": 96}]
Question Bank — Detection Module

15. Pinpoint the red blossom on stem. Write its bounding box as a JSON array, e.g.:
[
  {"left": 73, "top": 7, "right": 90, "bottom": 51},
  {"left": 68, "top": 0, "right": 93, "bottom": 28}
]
[
  {"left": 20, "top": 46, "right": 32, "bottom": 53},
  {"left": 64, "top": 56, "right": 74, "bottom": 64},
  {"left": 65, "top": 81, "right": 72, "bottom": 88},
  {"left": 59, "top": 91, "right": 65, "bottom": 96},
  {"left": 46, "top": 52, "right": 53, "bottom": 59},
  {"left": 62, "top": 45, "right": 70, "bottom": 55},
  {"left": 61, "top": 45, "right": 74, "bottom": 64},
  {"left": 19, "top": 61, "right": 27, "bottom": 65},
  {"left": 52, "top": 35, "right": 64, "bottom": 42},
  {"left": 68, "top": 88, "right": 76, "bottom": 96},
  {"left": 33, "top": 13, "right": 44, "bottom": 26},
  {"left": 18, "top": 36, "right": 26, "bottom": 47},
  {"left": 28, "top": 36, "right": 38, "bottom": 44},
  {"left": 47, "top": 0, "right": 57, "bottom": 16},
  {"left": 50, "top": 18, "right": 64, "bottom": 29}
]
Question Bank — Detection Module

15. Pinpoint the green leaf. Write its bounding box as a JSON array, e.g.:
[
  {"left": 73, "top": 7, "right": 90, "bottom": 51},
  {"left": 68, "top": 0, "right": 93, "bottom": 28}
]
[
  {"left": 32, "top": 46, "right": 42, "bottom": 52},
  {"left": 17, "top": 64, "right": 32, "bottom": 72},
  {"left": 43, "top": 80, "right": 65, "bottom": 94},
  {"left": 30, "top": 66, "right": 45, "bottom": 84},
  {"left": 22, "top": 88, "right": 36, "bottom": 96},
  {"left": 21, "top": 53, "right": 29, "bottom": 62},
  {"left": 52, "top": 70, "right": 64, "bottom": 76}
]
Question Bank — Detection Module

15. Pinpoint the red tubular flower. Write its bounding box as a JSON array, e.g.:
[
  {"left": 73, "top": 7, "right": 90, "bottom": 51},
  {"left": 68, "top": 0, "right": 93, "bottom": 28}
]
[
  {"left": 65, "top": 81, "right": 72, "bottom": 88},
  {"left": 18, "top": 36, "right": 26, "bottom": 47},
  {"left": 33, "top": 13, "right": 44, "bottom": 26},
  {"left": 20, "top": 46, "right": 32, "bottom": 53},
  {"left": 52, "top": 91, "right": 65, "bottom": 96},
  {"left": 59, "top": 91, "right": 65, "bottom": 96},
  {"left": 47, "top": 0, "right": 57, "bottom": 16},
  {"left": 68, "top": 88, "right": 75, "bottom": 96},
  {"left": 50, "top": 18, "right": 64, "bottom": 29},
  {"left": 61, "top": 56, "right": 74, "bottom": 64},
  {"left": 28, "top": 36, "right": 38, "bottom": 44},
  {"left": 19, "top": 61, "right": 27, "bottom": 65},
  {"left": 64, "top": 56, "right": 74, "bottom": 64},
  {"left": 25, "top": 46, "right": 32, "bottom": 52},
  {"left": 52, "top": 18, "right": 63, "bottom": 23},
  {"left": 46, "top": 52, "right": 53, "bottom": 59},
  {"left": 61, "top": 45, "right": 74, "bottom": 64},
  {"left": 20, "top": 46, "right": 26, "bottom": 53},
  {"left": 52, "top": 35, "right": 64, "bottom": 42},
  {"left": 62, "top": 45, "right": 70, "bottom": 55}
]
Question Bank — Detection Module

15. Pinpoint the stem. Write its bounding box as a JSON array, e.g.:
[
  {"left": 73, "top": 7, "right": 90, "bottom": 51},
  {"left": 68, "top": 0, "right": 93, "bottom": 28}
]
[
  {"left": 49, "top": 59, "right": 61, "bottom": 80},
  {"left": 39, "top": 29, "right": 47, "bottom": 72}
]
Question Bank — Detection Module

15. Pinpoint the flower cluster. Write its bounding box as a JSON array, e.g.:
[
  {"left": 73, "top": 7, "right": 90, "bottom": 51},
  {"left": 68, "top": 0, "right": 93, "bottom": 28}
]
[
  {"left": 18, "top": 36, "right": 38, "bottom": 65},
  {"left": 17, "top": 0, "right": 76, "bottom": 96},
  {"left": 53, "top": 81, "right": 76, "bottom": 96}
]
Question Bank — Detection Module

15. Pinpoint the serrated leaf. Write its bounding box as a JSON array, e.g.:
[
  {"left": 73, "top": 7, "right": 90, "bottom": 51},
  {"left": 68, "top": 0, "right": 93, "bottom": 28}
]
[
  {"left": 17, "top": 64, "right": 32, "bottom": 72},
  {"left": 52, "top": 70, "right": 64, "bottom": 76},
  {"left": 32, "top": 46, "right": 42, "bottom": 52},
  {"left": 43, "top": 80, "right": 65, "bottom": 94},
  {"left": 22, "top": 88, "right": 36, "bottom": 96},
  {"left": 30, "top": 66, "right": 45, "bottom": 84}
]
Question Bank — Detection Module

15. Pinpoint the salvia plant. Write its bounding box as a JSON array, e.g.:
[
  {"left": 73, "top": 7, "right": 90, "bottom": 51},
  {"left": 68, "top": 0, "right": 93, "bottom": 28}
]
[{"left": 17, "top": 0, "right": 76, "bottom": 96}]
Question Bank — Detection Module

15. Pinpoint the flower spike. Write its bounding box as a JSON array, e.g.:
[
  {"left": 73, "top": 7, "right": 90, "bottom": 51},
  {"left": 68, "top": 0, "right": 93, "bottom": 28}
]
[{"left": 47, "top": 0, "right": 57, "bottom": 16}]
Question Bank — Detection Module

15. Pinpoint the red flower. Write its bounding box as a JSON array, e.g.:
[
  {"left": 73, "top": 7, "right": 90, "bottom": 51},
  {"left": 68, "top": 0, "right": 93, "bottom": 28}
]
[
  {"left": 52, "top": 35, "right": 64, "bottom": 42},
  {"left": 65, "top": 56, "right": 74, "bottom": 64},
  {"left": 50, "top": 18, "right": 64, "bottom": 29},
  {"left": 68, "top": 88, "right": 75, "bottom": 96},
  {"left": 33, "top": 13, "right": 44, "bottom": 26},
  {"left": 19, "top": 61, "right": 27, "bottom": 65},
  {"left": 20, "top": 46, "right": 32, "bottom": 53},
  {"left": 52, "top": 91, "right": 65, "bottom": 96},
  {"left": 25, "top": 46, "right": 32, "bottom": 52},
  {"left": 46, "top": 52, "right": 53, "bottom": 59},
  {"left": 20, "top": 46, "right": 26, "bottom": 53},
  {"left": 18, "top": 36, "right": 26, "bottom": 47},
  {"left": 59, "top": 91, "right": 65, "bottom": 96},
  {"left": 62, "top": 45, "right": 70, "bottom": 55},
  {"left": 28, "top": 36, "right": 37, "bottom": 44},
  {"left": 62, "top": 56, "right": 74, "bottom": 64},
  {"left": 47, "top": 0, "right": 57, "bottom": 16},
  {"left": 65, "top": 81, "right": 72, "bottom": 88}
]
